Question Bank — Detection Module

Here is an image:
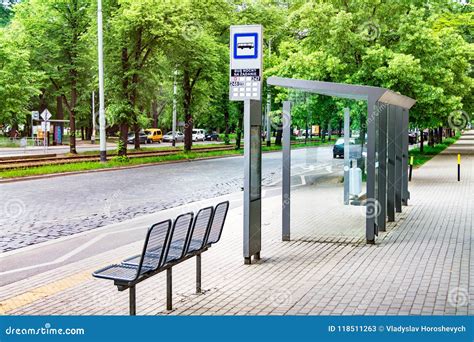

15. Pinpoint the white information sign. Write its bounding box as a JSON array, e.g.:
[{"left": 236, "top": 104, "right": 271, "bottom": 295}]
[
  {"left": 41, "top": 109, "right": 52, "bottom": 121},
  {"left": 229, "top": 25, "right": 263, "bottom": 101}
]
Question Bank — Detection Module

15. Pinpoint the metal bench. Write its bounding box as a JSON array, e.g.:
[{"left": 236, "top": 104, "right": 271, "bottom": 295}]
[{"left": 92, "top": 201, "right": 229, "bottom": 315}]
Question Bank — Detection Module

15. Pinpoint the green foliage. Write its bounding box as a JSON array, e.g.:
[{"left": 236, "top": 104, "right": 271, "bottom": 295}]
[
  {"left": 0, "top": 0, "right": 472, "bottom": 142},
  {"left": 0, "top": 26, "right": 41, "bottom": 129}
]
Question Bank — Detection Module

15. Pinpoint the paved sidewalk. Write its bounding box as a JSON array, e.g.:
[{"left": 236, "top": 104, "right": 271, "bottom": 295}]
[{"left": 0, "top": 131, "right": 472, "bottom": 315}]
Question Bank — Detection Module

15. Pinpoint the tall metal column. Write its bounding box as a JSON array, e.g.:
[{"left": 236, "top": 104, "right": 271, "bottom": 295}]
[
  {"left": 395, "top": 107, "right": 403, "bottom": 213},
  {"left": 266, "top": 93, "right": 271, "bottom": 147},
  {"left": 282, "top": 101, "right": 291, "bottom": 241},
  {"left": 402, "top": 109, "right": 410, "bottom": 205},
  {"left": 97, "top": 0, "right": 107, "bottom": 162},
  {"left": 366, "top": 97, "right": 377, "bottom": 244},
  {"left": 377, "top": 104, "right": 388, "bottom": 231},
  {"left": 343, "top": 108, "right": 350, "bottom": 205},
  {"left": 387, "top": 105, "right": 396, "bottom": 222},
  {"left": 243, "top": 99, "right": 262, "bottom": 264}
]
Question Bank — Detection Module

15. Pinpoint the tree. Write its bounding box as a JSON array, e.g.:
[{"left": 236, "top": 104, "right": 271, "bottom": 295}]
[
  {"left": 103, "top": 0, "right": 187, "bottom": 155},
  {"left": 12, "top": 0, "right": 93, "bottom": 153},
  {"left": 0, "top": 27, "right": 40, "bottom": 133},
  {"left": 168, "top": 0, "right": 231, "bottom": 151}
]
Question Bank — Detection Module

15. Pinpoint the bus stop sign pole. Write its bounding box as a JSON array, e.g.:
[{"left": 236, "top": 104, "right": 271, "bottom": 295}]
[{"left": 230, "top": 25, "right": 263, "bottom": 264}]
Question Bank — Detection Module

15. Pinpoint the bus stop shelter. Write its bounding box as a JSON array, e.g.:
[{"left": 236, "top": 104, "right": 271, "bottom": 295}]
[{"left": 242, "top": 76, "right": 416, "bottom": 264}]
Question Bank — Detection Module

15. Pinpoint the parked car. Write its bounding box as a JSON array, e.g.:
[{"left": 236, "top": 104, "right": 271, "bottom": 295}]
[
  {"left": 408, "top": 132, "right": 417, "bottom": 145},
  {"left": 333, "top": 137, "right": 357, "bottom": 158},
  {"left": 192, "top": 129, "right": 206, "bottom": 142},
  {"left": 205, "top": 131, "right": 219, "bottom": 141},
  {"left": 144, "top": 128, "right": 163, "bottom": 143},
  {"left": 127, "top": 132, "right": 148, "bottom": 144},
  {"left": 162, "top": 131, "right": 184, "bottom": 142}
]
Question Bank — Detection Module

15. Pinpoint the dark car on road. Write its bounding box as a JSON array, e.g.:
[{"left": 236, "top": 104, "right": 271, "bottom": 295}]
[
  {"left": 333, "top": 137, "right": 357, "bottom": 158},
  {"left": 127, "top": 132, "right": 148, "bottom": 144},
  {"left": 205, "top": 131, "right": 219, "bottom": 141}
]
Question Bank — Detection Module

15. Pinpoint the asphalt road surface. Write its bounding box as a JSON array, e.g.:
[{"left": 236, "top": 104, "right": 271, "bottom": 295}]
[{"left": 0, "top": 146, "right": 342, "bottom": 252}]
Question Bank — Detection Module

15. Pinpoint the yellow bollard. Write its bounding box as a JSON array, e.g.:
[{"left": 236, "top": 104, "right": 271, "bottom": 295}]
[
  {"left": 409, "top": 156, "right": 414, "bottom": 181},
  {"left": 457, "top": 154, "right": 461, "bottom": 181}
]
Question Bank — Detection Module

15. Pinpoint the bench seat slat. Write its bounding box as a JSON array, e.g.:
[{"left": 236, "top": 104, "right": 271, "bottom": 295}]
[{"left": 93, "top": 264, "right": 153, "bottom": 282}]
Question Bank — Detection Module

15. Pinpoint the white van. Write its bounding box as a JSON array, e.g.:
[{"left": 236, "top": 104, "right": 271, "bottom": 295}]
[{"left": 192, "top": 129, "right": 205, "bottom": 142}]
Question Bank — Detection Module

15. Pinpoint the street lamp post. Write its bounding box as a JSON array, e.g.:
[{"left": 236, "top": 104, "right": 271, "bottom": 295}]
[
  {"left": 98, "top": 0, "right": 107, "bottom": 162},
  {"left": 172, "top": 70, "right": 177, "bottom": 147}
]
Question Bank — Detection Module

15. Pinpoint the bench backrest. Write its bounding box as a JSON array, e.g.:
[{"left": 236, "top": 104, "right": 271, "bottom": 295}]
[
  {"left": 185, "top": 206, "right": 214, "bottom": 254},
  {"left": 205, "top": 201, "right": 229, "bottom": 246},
  {"left": 137, "top": 219, "right": 172, "bottom": 274},
  {"left": 163, "top": 212, "right": 194, "bottom": 264}
]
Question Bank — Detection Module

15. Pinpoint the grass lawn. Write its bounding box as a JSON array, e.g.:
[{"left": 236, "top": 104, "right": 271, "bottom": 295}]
[{"left": 409, "top": 135, "right": 460, "bottom": 167}]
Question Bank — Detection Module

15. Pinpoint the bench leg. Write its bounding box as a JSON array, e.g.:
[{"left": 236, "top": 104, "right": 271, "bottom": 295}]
[
  {"left": 129, "top": 286, "right": 136, "bottom": 316},
  {"left": 254, "top": 252, "right": 260, "bottom": 261},
  {"left": 196, "top": 254, "right": 202, "bottom": 294},
  {"left": 166, "top": 268, "right": 172, "bottom": 311}
]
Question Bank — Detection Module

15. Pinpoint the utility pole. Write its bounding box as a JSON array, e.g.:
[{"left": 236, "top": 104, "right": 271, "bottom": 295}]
[
  {"left": 98, "top": 0, "right": 107, "bottom": 162},
  {"left": 91, "top": 91, "right": 96, "bottom": 144},
  {"left": 172, "top": 70, "right": 177, "bottom": 147}
]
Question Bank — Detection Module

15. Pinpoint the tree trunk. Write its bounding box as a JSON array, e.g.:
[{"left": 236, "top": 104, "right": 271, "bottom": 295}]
[
  {"left": 183, "top": 69, "right": 193, "bottom": 151},
  {"left": 224, "top": 101, "right": 230, "bottom": 145},
  {"left": 235, "top": 110, "right": 243, "bottom": 149},
  {"left": 338, "top": 119, "right": 343, "bottom": 137},
  {"left": 420, "top": 129, "right": 424, "bottom": 153},
  {"left": 275, "top": 125, "right": 282, "bottom": 145},
  {"left": 428, "top": 129, "right": 434, "bottom": 147},
  {"left": 134, "top": 123, "right": 140, "bottom": 150},
  {"left": 118, "top": 123, "right": 128, "bottom": 156},
  {"left": 152, "top": 100, "right": 158, "bottom": 128},
  {"left": 56, "top": 96, "right": 64, "bottom": 145},
  {"left": 438, "top": 127, "right": 443, "bottom": 144}
]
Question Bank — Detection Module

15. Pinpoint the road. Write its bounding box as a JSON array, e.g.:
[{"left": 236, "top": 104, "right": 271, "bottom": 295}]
[{"left": 0, "top": 146, "right": 342, "bottom": 252}]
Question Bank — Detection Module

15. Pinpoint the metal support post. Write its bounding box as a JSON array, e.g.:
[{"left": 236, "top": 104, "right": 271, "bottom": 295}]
[
  {"left": 196, "top": 254, "right": 201, "bottom": 294},
  {"left": 343, "top": 108, "right": 350, "bottom": 205},
  {"left": 129, "top": 286, "right": 136, "bottom": 316},
  {"left": 172, "top": 70, "right": 177, "bottom": 147},
  {"left": 395, "top": 107, "right": 403, "bottom": 213},
  {"left": 366, "top": 97, "right": 377, "bottom": 244},
  {"left": 266, "top": 93, "right": 271, "bottom": 147},
  {"left": 243, "top": 99, "right": 262, "bottom": 264},
  {"left": 387, "top": 105, "right": 396, "bottom": 222},
  {"left": 166, "top": 268, "right": 172, "bottom": 310},
  {"left": 282, "top": 101, "right": 291, "bottom": 241},
  {"left": 98, "top": 0, "right": 107, "bottom": 162},
  {"left": 91, "top": 91, "right": 96, "bottom": 144},
  {"left": 377, "top": 104, "right": 388, "bottom": 232},
  {"left": 402, "top": 109, "right": 410, "bottom": 205}
]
